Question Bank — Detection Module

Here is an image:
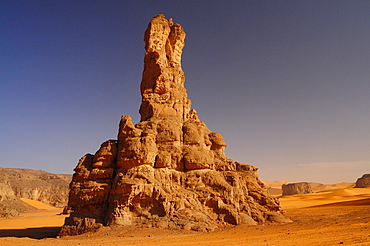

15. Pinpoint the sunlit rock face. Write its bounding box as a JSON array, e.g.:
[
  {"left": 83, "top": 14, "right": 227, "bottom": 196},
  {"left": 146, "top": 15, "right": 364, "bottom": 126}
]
[{"left": 60, "top": 15, "right": 290, "bottom": 236}]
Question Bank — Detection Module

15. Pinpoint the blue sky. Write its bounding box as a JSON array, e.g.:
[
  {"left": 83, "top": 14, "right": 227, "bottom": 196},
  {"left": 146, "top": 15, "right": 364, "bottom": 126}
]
[{"left": 1, "top": 0, "right": 369, "bottom": 183}]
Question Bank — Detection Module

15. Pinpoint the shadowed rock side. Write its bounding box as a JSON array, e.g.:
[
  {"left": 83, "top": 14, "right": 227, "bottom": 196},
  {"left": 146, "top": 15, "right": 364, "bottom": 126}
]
[
  {"left": 60, "top": 15, "right": 290, "bottom": 236},
  {"left": 355, "top": 174, "right": 370, "bottom": 188}
]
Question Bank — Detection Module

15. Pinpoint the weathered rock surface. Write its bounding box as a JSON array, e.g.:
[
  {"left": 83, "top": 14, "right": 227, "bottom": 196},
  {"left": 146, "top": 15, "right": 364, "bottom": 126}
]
[
  {"left": 282, "top": 182, "right": 313, "bottom": 196},
  {"left": 0, "top": 167, "right": 71, "bottom": 217},
  {"left": 0, "top": 180, "right": 16, "bottom": 202},
  {"left": 0, "top": 181, "right": 22, "bottom": 217},
  {"left": 355, "top": 174, "right": 370, "bottom": 188},
  {"left": 0, "top": 184, "right": 37, "bottom": 218},
  {"left": 60, "top": 15, "right": 290, "bottom": 236},
  {"left": 0, "top": 167, "right": 71, "bottom": 208}
]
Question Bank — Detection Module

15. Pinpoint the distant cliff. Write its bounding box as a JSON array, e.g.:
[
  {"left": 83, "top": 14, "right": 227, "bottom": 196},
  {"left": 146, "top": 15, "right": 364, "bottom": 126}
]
[{"left": 0, "top": 167, "right": 71, "bottom": 217}]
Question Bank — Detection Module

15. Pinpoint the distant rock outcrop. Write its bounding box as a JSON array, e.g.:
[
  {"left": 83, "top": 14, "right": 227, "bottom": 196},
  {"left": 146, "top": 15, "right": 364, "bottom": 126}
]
[
  {"left": 0, "top": 181, "right": 21, "bottom": 217},
  {"left": 0, "top": 180, "right": 37, "bottom": 218},
  {"left": 355, "top": 174, "right": 370, "bottom": 188},
  {"left": 0, "top": 167, "right": 71, "bottom": 217},
  {"left": 0, "top": 167, "right": 71, "bottom": 208},
  {"left": 282, "top": 182, "right": 313, "bottom": 196},
  {"left": 263, "top": 181, "right": 355, "bottom": 197},
  {"left": 0, "top": 180, "right": 16, "bottom": 202},
  {"left": 60, "top": 15, "right": 290, "bottom": 236}
]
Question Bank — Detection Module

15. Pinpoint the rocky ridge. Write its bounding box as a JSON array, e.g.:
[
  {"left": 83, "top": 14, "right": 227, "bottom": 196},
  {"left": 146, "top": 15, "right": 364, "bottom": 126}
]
[
  {"left": 60, "top": 15, "right": 290, "bottom": 236},
  {"left": 0, "top": 167, "right": 71, "bottom": 217}
]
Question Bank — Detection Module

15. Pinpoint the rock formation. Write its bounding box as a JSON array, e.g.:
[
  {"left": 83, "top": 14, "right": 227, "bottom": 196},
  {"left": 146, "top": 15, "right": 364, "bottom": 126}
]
[
  {"left": 355, "top": 174, "right": 370, "bottom": 188},
  {"left": 0, "top": 167, "right": 71, "bottom": 217},
  {"left": 0, "top": 181, "right": 20, "bottom": 217},
  {"left": 60, "top": 14, "right": 290, "bottom": 236},
  {"left": 0, "top": 180, "right": 37, "bottom": 218},
  {"left": 282, "top": 182, "right": 313, "bottom": 196},
  {"left": 0, "top": 168, "right": 71, "bottom": 208}
]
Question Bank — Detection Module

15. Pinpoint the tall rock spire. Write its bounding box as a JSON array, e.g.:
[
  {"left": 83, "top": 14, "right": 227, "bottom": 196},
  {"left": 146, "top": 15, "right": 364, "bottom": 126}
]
[
  {"left": 139, "top": 14, "right": 190, "bottom": 122},
  {"left": 116, "top": 15, "right": 226, "bottom": 172},
  {"left": 60, "top": 15, "right": 290, "bottom": 236}
]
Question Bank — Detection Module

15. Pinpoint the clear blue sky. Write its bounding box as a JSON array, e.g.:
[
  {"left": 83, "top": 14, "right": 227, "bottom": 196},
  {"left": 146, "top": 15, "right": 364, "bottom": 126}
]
[{"left": 1, "top": 0, "right": 369, "bottom": 183}]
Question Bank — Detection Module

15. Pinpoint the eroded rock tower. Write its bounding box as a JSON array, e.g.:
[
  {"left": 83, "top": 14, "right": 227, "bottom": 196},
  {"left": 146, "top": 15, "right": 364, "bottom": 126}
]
[{"left": 60, "top": 15, "right": 289, "bottom": 236}]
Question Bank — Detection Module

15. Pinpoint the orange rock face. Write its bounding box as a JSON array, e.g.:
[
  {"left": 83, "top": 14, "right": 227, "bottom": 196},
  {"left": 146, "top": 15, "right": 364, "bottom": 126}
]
[{"left": 60, "top": 15, "right": 290, "bottom": 236}]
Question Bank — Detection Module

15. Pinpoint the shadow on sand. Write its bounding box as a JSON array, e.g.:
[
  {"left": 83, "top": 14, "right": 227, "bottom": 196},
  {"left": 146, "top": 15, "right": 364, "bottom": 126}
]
[
  {"left": 0, "top": 227, "right": 61, "bottom": 239},
  {"left": 309, "top": 197, "right": 370, "bottom": 208}
]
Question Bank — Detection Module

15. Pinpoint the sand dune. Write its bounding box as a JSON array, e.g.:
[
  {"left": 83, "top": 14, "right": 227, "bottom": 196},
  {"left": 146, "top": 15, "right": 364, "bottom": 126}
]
[
  {"left": 20, "top": 198, "right": 61, "bottom": 211},
  {"left": 262, "top": 180, "right": 289, "bottom": 196},
  {"left": 262, "top": 180, "right": 355, "bottom": 196},
  {"left": 279, "top": 187, "right": 370, "bottom": 209},
  {"left": 262, "top": 180, "right": 289, "bottom": 189},
  {"left": 310, "top": 182, "right": 355, "bottom": 192},
  {"left": 0, "top": 187, "right": 369, "bottom": 245},
  {"left": 0, "top": 198, "right": 66, "bottom": 231}
]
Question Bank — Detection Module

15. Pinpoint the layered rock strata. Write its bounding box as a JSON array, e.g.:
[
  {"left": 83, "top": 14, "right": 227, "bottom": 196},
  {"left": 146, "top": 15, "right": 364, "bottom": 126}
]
[{"left": 60, "top": 14, "right": 289, "bottom": 236}]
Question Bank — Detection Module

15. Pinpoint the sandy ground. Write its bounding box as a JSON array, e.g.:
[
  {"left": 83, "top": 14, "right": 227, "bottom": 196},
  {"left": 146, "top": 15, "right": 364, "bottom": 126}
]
[{"left": 1, "top": 187, "right": 370, "bottom": 246}]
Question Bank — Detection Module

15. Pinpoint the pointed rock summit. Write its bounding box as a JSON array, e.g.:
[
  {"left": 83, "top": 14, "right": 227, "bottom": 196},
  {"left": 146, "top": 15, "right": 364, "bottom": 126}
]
[
  {"left": 60, "top": 15, "right": 290, "bottom": 236},
  {"left": 140, "top": 15, "right": 190, "bottom": 122}
]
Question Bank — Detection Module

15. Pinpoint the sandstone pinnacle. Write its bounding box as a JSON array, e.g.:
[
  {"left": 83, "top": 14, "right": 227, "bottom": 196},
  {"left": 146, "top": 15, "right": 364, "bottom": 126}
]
[
  {"left": 140, "top": 14, "right": 190, "bottom": 122},
  {"left": 60, "top": 15, "right": 290, "bottom": 236}
]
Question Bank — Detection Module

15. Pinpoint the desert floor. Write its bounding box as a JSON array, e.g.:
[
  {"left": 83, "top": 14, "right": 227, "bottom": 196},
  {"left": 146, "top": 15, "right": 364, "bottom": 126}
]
[{"left": 1, "top": 187, "right": 370, "bottom": 246}]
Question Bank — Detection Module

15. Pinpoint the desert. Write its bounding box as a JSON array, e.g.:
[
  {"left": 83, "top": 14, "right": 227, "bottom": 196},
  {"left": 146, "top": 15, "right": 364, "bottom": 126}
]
[
  {"left": 1, "top": 182, "right": 370, "bottom": 246},
  {"left": 2, "top": 2, "right": 370, "bottom": 246}
]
